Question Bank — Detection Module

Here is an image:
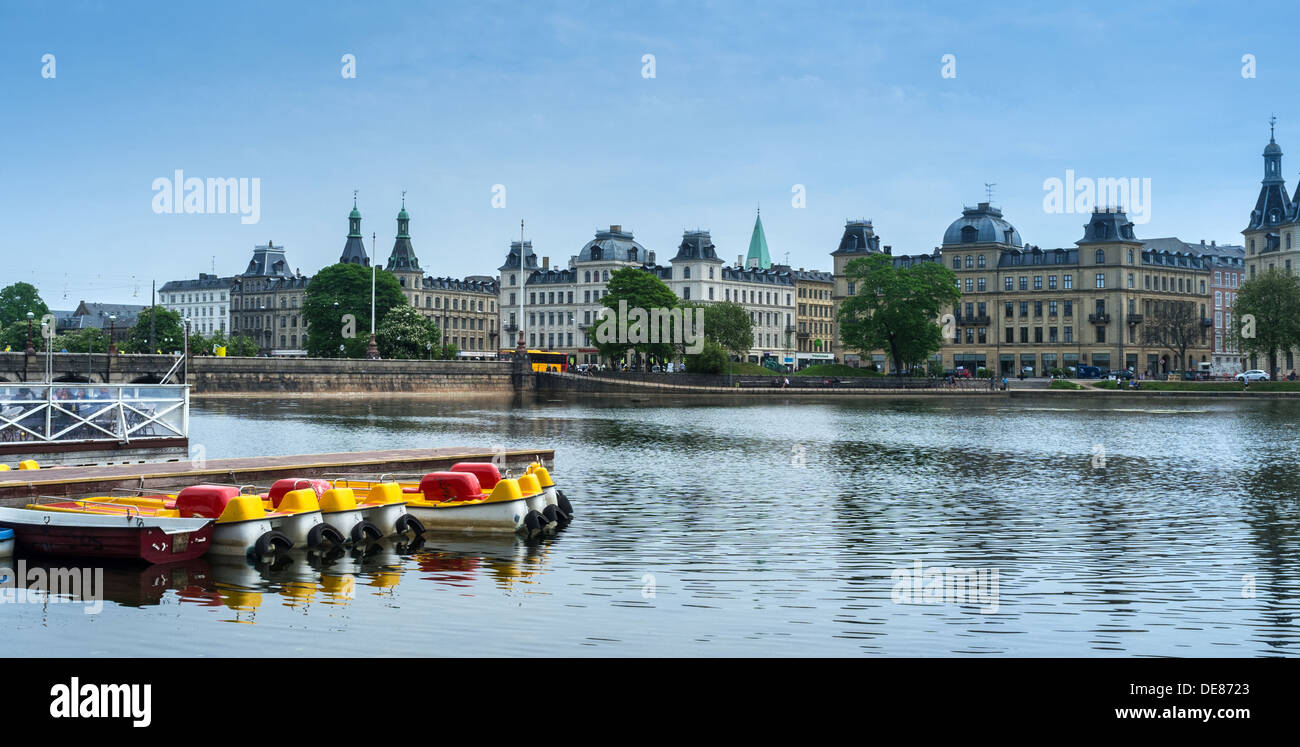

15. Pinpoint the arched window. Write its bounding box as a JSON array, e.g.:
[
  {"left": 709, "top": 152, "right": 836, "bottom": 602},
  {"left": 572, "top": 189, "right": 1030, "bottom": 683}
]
[
  {"left": 683, "top": 266, "right": 691, "bottom": 279},
  {"left": 1095, "top": 249, "right": 1106, "bottom": 264},
  {"left": 602, "top": 270, "right": 609, "bottom": 282},
  {"left": 961, "top": 226, "right": 978, "bottom": 243},
  {"left": 965, "top": 255, "right": 973, "bottom": 268},
  {"left": 977, "top": 255, "right": 986, "bottom": 268},
  {"left": 584, "top": 271, "right": 591, "bottom": 283}
]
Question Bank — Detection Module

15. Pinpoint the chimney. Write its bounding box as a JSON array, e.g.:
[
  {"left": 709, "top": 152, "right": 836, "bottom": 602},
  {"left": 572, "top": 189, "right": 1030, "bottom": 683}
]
[
  {"left": 542, "top": 257, "right": 550, "bottom": 270},
  {"left": 884, "top": 245, "right": 892, "bottom": 255},
  {"left": 1200, "top": 239, "right": 1206, "bottom": 245},
  {"left": 648, "top": 250, "right": 656, "bottom": 264},
  {"left": 737, "top": 255, "right": 744, "bottom": 267},
  {"left": 1212, "top": 240, "right": 1216, "bottom": 247},
  {"left": 610, "top": 225, "right": 622, "bottom": 233}
]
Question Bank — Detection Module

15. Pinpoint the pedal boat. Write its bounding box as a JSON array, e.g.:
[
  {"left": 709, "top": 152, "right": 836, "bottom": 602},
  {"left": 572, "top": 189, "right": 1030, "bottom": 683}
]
[
  {"left": 265, "top": 479, "right": 423, "bottom": 542},
  {"left": 25, "top": 486, "right": 294, "bottom": 559},
  {"left": 350, "top": 473, "right": 541, "bottom": 534},
  {"left": 0, "top": 504, "right": 213, "bottom": 564},
  {"left": 525, "top": 463, "right": 574, "bottom": 524}
]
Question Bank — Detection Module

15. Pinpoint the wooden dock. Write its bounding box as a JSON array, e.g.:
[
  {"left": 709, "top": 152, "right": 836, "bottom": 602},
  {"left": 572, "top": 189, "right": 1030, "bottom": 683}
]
[{"left": 0, "top": 447, "right": 554, "bottom": 505}]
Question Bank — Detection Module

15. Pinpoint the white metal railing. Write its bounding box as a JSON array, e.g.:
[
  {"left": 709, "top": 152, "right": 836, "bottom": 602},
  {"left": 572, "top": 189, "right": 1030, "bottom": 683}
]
[{"left": 0, "top": 384, "right": 188, "bottom": 444}]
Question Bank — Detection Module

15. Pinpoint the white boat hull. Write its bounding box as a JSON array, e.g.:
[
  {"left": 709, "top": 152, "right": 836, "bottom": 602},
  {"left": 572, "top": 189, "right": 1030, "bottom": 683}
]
[
  {"left": 211, "top": 517, "right": 278, "bottom": 557},
  {"left": 322, "top": 507, "right": 370, "bottom": 541},
  {"left": 363, "top": 503, "right": 411, "bottom": 537},
  {"left": 406, "top": 498, "right": 530, "bottom": 533},
  {"left": 268, "top": 510, "right": 324, "bottom": 547}
]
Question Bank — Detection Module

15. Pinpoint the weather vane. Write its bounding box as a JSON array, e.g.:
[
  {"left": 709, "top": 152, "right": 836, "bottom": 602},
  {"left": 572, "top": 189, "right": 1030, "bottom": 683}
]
[{"left": 1270, "top": 113, "right": 1277, "bottom": 140}]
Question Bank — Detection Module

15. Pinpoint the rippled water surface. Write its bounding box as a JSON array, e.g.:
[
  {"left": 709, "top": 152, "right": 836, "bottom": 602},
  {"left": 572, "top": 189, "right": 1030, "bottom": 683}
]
[{"left": 4, "top": 393, "right": 1300, "bottom": 657}]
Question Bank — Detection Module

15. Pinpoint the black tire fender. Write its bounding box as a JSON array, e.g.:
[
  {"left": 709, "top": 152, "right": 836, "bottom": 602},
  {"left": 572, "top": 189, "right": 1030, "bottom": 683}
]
[
  {"left": 395, "top": 514, "right": 426, "bottom": 536},
  {"left": 523, "top": 510, "right": 542, "bottom": 533},
  {"left": 308, "top": 523, "right": 346, "bottom": 548},
  {"left": 252, "top": 530, "right": 293, "bottom": 559},
  {"left": 556, "top": 490, "right": 574, "bottom": 518},
  {"left": 350, "top": 520, "right": 383, "bottom": 544}
]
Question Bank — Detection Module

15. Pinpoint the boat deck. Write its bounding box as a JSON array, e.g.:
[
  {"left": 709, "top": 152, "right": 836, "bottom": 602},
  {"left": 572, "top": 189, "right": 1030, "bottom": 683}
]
[{"left": 0, "top": 447, "right": 554, "bottom": 505}]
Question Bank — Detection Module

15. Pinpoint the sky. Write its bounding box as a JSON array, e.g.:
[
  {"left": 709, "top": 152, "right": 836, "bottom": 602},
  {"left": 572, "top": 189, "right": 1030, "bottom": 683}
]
[{"left": 0, "top": 0, "right": 1297, "bottom": 307}]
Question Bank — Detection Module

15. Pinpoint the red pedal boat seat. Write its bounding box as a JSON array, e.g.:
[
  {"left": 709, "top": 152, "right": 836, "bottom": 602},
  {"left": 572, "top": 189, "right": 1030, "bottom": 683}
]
[
  {"left": 267, "top": 478, "right": 330, "bottom": 508},
  {"left": 418, "top": 472, "right": 481, "bottom": 503},
  {"left": 450, "top": 462, "right": 500, "bottom": 490},
  {"left": 175, "top": 485, "right": 241, "bottom": 519}
]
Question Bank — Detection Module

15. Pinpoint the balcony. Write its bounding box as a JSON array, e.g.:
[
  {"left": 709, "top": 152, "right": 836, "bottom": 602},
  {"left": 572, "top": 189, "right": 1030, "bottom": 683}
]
[
  {"left": 797, "top": 330, "right": 810, "bottom": 339},
  {"left": 955, "top": 314, "right": 991, "bottom": 326},
  {"left": 785, "top": 325, "right": 797, "bottom": 334},
  {"left": 1127, "top": 314, "right": 1143, "bottom": 325},
  {"left": 1088, "top": 313, "right": 1111, "bottom": 324}
]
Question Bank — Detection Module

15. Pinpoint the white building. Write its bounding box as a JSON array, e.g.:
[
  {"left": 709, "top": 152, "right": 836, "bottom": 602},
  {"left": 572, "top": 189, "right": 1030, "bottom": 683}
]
[{"left": 157, "top": 273, "right": 232, "bottom": 336}]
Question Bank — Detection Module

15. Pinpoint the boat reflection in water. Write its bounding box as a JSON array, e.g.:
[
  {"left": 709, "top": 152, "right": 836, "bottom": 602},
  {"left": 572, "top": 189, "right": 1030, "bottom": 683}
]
[
  {"left": 7, "top": 533, "right": 559, "bottom": 624},
  {"left": 410, "top": 533, "right": 555, "bottom": 592},
  {"left": 12, "top": 557, "right": 213, "bottom": 609}
]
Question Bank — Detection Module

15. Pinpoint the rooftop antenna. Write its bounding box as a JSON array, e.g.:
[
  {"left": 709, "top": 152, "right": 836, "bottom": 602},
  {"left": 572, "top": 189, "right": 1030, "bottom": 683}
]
[
  {"left": 1270, "top": 113, "right": 1277, "bottom": 142},
  {"left": 984, "top": 182, "right": 997, "bottom": 203}
]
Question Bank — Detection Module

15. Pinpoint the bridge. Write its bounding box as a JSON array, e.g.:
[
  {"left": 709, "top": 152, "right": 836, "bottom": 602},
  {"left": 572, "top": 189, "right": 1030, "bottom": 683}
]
[{"left": 0, "top": 351, "right": 183, "bottom": 384}]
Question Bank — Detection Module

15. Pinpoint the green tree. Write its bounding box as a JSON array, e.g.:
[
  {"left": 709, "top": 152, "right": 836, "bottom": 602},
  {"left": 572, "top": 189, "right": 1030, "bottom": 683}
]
[
  {"left": 124, "top": 307, "right": 185, "bottom": 353},
  {"left": 377, "top": 304, "right": 442, "bottom": 359},
  {"left": 55, "top": 327, "right": 108, "bottom": 354},
  {"left": 685, "top": 301, "right": 753, "bottom": 359},
  {"left": 592, "top": 268, "right": 681, "bottom": 363},
  {"left": 0, "top": 282, "right": 49, "bottom": 328},
  {"left": 685, "top": 339, "right": 729, "bottom": 374},
  {"left": 441, "top": 341, "right": 459, "bottom": 360},
  {"left": 303, "top": 263, "right": 406, "bottom": 358},
  {"left": 1234, "top": 268, "right": 1300, "bottom": 376},
  {"left": 838, "top": 253, "right": 961, "bottom": 374},
  {"left": 226, "top": 334, "right": 260, "bottom": 357}
]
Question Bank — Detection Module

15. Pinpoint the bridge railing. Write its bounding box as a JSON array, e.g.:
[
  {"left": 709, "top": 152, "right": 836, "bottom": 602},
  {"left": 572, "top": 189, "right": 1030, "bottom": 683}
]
[{"left": 0, "top": 384, "right": 188, "bottom": 444}]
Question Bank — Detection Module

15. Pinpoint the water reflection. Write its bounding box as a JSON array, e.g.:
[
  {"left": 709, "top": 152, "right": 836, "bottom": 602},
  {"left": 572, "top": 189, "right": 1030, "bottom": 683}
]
[{"left": 4, "top": 394, "right": 1299, "bottom": 656}]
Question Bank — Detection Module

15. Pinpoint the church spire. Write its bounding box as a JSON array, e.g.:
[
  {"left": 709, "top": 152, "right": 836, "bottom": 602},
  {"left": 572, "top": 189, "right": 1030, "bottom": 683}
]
[
  {"left": 1246, "top": 119, "right": 1292, "bottom": 231},
  {"left": 745, "top": 207, "right": 771, "bottom": 269}
]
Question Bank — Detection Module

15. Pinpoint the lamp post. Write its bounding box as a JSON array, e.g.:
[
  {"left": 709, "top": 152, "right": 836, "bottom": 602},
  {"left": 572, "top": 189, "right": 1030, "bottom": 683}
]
[
  {"left": 332, "top": 301, "right": 340, "bottom": 358},
  {"left": 25, "top": 311, "right": 34, "bottom": 355},
  {"left": 367, "top": 231, "right": 379, "bottom": 359},
  {"left": 108, "top": 314, "right": 117, "bottom": 356}
]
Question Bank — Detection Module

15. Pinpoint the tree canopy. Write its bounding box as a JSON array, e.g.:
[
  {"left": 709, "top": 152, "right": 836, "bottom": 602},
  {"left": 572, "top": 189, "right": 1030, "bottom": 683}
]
[
  {"left": 123, "top": 306, "right": 185, "bottom": 353},
  {"left": 376, "top": 304, "right": 447, "bottom": 359},
  {"left": 837, "top": 253, "right": 960, "bottom": 374},
  {"left": 303, "top": 263, "right": 406, "bottom": 357},
  {"left": 592, "top": 268, "right": 682, "bottom": 362},
  {"left": 0, "top": 282, "right": 49, "bottom": 328},
  {"left": 1234, "top": 268, "right": 1300, "bottom": 375},
  {"left": 689, "top": 301, "right": 753, "bottom": 358}
]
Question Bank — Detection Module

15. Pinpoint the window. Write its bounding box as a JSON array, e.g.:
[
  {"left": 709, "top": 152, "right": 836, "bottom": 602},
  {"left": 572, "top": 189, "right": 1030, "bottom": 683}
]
[
  {"left": 1127, "top": 273, "right": 1134, "bottom": 289},
  {"left": 1034, "top": 301, "right": 1043, "bottom": 317},
  {"left": 1020, "top": 327, "right": 1028, "bottom": 343},
  {"left": 1005, "top": 327, "right": 1014, "bottom": 343},
  {"left": 1005, "top": 301, "right": 1014, "bottom": 318},
  {"left": 1019, "top": 301, "right": 1028, "bottom": 317},
  {"left": 952, "top": 256, "right": 961, "bottom": 269},
  {"left": 1095, "top": 249, "right": 1105, "bottom": 264},
  {"left": 1063, "top": 274, "right": 1073, "bottom": 289},
  {"left": 964, "top": 255, "right": 973, "bottom": 268},
  {"left": 683, "top": 266, "right": 691, "bottom": 279},
  {"left": 1064, "top": 326, "right": 1073, "bottom": 343},
  {"left": 1033, "top": 276, "right": 1043, "bottom": 290},
  {"left": 1048, "top": 275, "right": 1057, "bottom": 290},
  {"left": 977, "top": 255, "right": 986, "bottom": 268},
  {"left": 1095, "top": 273, "right": 1105, "bottom": 288},
  {"left": 1049, "top": 300, "right": 1058, "bottom": 316},
  {"left": 1004, "top": 277, "right": 1014, "bottom": 291},
  {"left": 965, "top": 278, "right": 973, "bottom": 292},
  {"left": 1049, "top": 327, "right": 1058, "bottom": 343},
  {"left": 1095, "top": 326, "right": 1106, "bottom": 343},
  {"left": 977, "top": 278, "right": 986, "bottom": 291},
  {"left": 1019, "top": 276, "right": 1028, "bottom": 290},
  {"left": 1064, "top": 300, "right": 1073, "bottom": 317}
]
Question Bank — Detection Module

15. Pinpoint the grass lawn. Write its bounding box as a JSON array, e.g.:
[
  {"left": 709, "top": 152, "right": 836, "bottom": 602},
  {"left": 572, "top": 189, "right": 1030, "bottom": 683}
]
[
  {"left": 792, "top": 364, "right": 884, "bottom": 378},
  {"left": 1048, "top": 379, "right": 1084, "bottom": 390}
]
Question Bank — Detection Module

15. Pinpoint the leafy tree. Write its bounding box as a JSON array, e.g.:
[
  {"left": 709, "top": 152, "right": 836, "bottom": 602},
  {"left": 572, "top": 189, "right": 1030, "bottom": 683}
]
[
  {"left": 1234, "top": 268, "right": 1300, "bottom": 376},
  {"left": 0, "top": 320, "right": 40, "bottom": 351},
  {"left": 592, "top": 268, "right": 681, "bottom": 363},
  {"left": 226, "top": 334, "right": 260, "bottom": 357},
  {"left": 441, "top": 341, "right": 459, "bottom": 360},
  {"left": 303, "top": 263, "right": 405, "bottom": 358},
  {"left": 377, "top": 304, "right": 443, "bottom": 359},
  {"left": 685, "top": 339, "right": 729, "bottom": 374},
  {"left": 0, "top": 282, "right": 49, "bottom": 328},
  {"left": 838, "top": 253, "right": 961, "bottom": 374},
  {"left": 124, "top": 307, "right": 185, "bottom": 353},
  {"left": 54, "top": 327, "right": 108, "bottom": 354},
  {"left": 684, "top": 301, "right": 753, "bottom": 359},
  {"left": 1145, "top": 300, "right": 1206, "bottom": 372}
]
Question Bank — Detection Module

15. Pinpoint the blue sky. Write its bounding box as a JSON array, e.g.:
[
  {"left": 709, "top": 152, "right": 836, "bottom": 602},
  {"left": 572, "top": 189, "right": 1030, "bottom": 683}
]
[{"left": 0, "top": 0, "right": 1296, "bottom": 306}]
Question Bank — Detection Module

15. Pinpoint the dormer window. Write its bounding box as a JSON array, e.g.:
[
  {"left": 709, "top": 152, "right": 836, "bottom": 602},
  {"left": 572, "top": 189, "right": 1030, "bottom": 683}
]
[{"left": 961, "top": 226, "right": 978, "bottom": 243}]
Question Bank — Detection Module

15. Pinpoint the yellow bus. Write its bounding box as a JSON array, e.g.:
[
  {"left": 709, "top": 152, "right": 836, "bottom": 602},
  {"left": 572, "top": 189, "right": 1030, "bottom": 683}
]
[{"left": 498, "top": 349, "right": 570, "bottom": 373}]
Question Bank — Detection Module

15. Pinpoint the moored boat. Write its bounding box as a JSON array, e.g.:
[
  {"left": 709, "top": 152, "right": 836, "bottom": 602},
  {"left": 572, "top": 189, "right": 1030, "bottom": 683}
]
[
  {"left": 0, "top": 504, "right": 213, "bottom": 564},
  {"left": 352, "top": 473, "right": 540, "bottom": 534},
  {"left": 23, "top": 486, "right": 293, "bottom": 559},
  {"left": 0, "top": 527, "right": 15, "bottom": 557},
  {"left": 264, "top": 479, "right": 419, "bottom": 542}
]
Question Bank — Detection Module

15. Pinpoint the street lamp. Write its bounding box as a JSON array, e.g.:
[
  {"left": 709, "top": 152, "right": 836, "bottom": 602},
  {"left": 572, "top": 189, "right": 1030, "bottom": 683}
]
[
  {"left": 25, "top": 311, "right": 34, "bottom": 355},
  {"left": 108, "top": 314, "right": 117, "bottom": 355}
]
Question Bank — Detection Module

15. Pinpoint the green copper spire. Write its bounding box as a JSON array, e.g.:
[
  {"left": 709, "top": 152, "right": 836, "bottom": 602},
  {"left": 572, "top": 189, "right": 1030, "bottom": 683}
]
[{"left": 745, "top": 208, "right": 771, "bottom": 269}]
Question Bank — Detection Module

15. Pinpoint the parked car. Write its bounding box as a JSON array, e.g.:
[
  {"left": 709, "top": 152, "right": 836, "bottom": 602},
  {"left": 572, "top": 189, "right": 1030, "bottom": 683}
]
[
  {"left": 1113, "top": 369, "right": 1135, "bottom": 380},
  {"left": 943, "top": 368, "right": 973, "bottom": 379},
  {"left": 1236, "top": 370, "right": 1270, "bottom": 382},
  {"left": 1075, "top": 365, "right": 1104, "bottom": 379}
]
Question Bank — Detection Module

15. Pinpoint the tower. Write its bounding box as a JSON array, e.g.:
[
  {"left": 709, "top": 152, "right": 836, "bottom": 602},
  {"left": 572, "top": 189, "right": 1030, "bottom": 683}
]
[
  {"left": 386, "top": 195, "right": 423, "bottom": 298},
  {"left": 1243, "top": 117, "right": 1294, "bottom": 279},
  {"left": 339, "top": 196, "right": 369, "bottom": 266},
  {"left": 745, "top": 208, "right": 771, "bottom": 269}
]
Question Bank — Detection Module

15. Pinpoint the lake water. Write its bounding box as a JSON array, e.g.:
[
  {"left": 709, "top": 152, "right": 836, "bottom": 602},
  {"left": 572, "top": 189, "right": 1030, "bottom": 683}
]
[{"left": 3, "top": 393, "right": 1299, "bottom": 657}]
